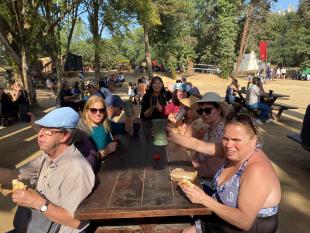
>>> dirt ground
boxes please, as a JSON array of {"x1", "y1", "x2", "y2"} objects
[{"x1": 0, "y1": 73, "x2": 310, "y2": 233}]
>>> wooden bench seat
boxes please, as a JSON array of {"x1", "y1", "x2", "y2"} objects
[
  {"x1": 271, "y1": 102, "x2": 298, "y2": 119},
  {"x1": 287, "y1": 134, "x2": 310, "y2": 152},
  {"x1": 93, "y1": 216, "x2": 192, "y2": 233}
]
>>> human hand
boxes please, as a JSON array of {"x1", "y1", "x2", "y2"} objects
[
  {"x1": 12, "y1": 188, "x2": 45, "y2": 210},
  {"x1": 168, "y1": 113, "x2": 177, "y2": 124},
  {"x1": 179, "y1": 183, "x2": 209, "y2": 205},
  {"x1": 156, "y1": 100, "x2": 163, "y2": 112},
  {"x1": 105, "y1": 142, "x2": 118, "y2": 155}
]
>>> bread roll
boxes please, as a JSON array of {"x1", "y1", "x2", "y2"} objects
[{"x1": 12, "y1": 179, "x2": 26, "y2": 190}]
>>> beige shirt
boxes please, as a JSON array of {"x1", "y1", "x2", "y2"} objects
[{"x1": 18, "y1": 145, "x2": 95, "y2": 233}]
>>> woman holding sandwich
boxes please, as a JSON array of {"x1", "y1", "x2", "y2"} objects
[{"x1": 168, "y1": 114, "x2": 280, "y2": 233}]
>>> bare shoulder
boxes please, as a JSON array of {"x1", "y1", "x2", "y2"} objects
[{"x1": 242, "y1": 150, "x2": 279, "y2": 182}]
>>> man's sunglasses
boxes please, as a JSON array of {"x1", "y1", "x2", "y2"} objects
[
  {"x1": 196, "y1": 108, "x2": 213, "y2": 115},
  {"x1": 235, "y1": 114, "x2": 257, "y2": 135},
  {"x1": 89, "y1": 108, "x2": 106, "y2": 114}
]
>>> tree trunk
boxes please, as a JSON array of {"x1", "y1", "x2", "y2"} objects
[
  {"x1": 235, "y1": 5, "x2": 254, "y2": 74},
  {"x1": 94, "y1": 36, "x2": 101, "y2": 83},
  {"x1": 143, "y1": 25, "x2": 153, "y2": 80}
]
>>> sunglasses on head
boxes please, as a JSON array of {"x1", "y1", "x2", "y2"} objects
[
  {"x1": 89, "y1": 108, "x2": 106, "y2": 114},
  {"x1": 235, "y1": 114, "x2": 257, "y2": 135},
  {"x1": 196, "y1": 108, "x2": 214, "y2": 115}
]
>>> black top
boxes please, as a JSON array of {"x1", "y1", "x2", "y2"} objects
[
  {"x1": 60, "y1": 89, "x2": 73, "y2": 107},
  {"x1": 140, "y1": 91, "x2": 170, "y2": 120},
  {"x1": 16, "y1": 90, "x2": 29, "y2": 105}
]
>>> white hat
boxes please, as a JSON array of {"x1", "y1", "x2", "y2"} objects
[{"x1": 196, "y1": 92, "x2": 230, "y2": 118}]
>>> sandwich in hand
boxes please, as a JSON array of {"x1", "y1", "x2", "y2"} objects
[
  {"x1": 170, "y1": 168, "x2": 197, "y2": 188},
  {"x1": 0, "y1": 179, "x2": 26, "y2": 197}
]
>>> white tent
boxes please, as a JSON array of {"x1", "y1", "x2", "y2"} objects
[{"x1": 235, "y1": 51, "x2": 259, "y2": 72}]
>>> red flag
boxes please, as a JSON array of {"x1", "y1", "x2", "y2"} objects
[{"x1": 259, "y1": 41, "x2": 267, "y2": 61}]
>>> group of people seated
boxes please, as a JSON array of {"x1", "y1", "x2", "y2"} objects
[
  {"x1": 0, "y1": 81, "x2": 34, "y2": 126},
  {"x1": 138, "y1": 76, "x2": 280, "y2": 233},
  {"x1": 225, "y1": 77, "x2": 273, "y2": 125},
  {"x1": 0, "y1": 74, "x2": 281, "y2": 233}
]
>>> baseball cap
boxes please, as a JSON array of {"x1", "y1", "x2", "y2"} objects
[
  {"x1": 105, "y1": 95, "x2": 124, "y2": 109},
  {"x1": 35, "y1": 107, "x2": 79, "y2": 129}
]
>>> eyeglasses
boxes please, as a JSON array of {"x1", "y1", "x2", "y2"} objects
[
  {"x1": 35, "y1": 127, "x2": 64, "y2": 136},
  {"x1": 89, "y1": 108, "x2": 106, "y2": 114},
  {"x1": 235, "y1": 114, "x2": 257, "y2": 135},
  {"x1": 196, "y1": 108, "x2": 214, "y2": 115}
]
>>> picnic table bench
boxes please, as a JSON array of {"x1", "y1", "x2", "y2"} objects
[
  {"x1": 287, "y1": 134, "x2": 310, "y2": 152},
  {"x1": 272, "y1": 102, "x2": 299, "y2": 120},
  {"x1": 286, "y1": 104, "x2": 310, "y2": 152},
  {"x1": 236, "y1": 89, "x2": 295, "y2": 120},
  {"x1": 75, "y1": 121, "x2": 211, "y2": 232}
]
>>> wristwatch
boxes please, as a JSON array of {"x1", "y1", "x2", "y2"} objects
[{"x1": 39, "y1": 200, "x2": 50, "y2": 212}]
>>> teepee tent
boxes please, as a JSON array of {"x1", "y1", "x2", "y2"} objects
[{"x1": 236, "y1": 51, "x2": 259, "y2": 73}]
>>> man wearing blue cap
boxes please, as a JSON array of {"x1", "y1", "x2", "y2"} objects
[
  {"x1": 0, "y1": 107, "x2": 95, "y2": 232},
  {"x1": 105, "y1": 95, "x2": 129, "y2": 136}
]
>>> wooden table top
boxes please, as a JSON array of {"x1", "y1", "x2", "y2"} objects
[
  {"x1": 237, "y1": 90, "x2": 290, "y2": 98},
  {"x1": 75, "y1": 127, "x2": 211, "y2": 220}
]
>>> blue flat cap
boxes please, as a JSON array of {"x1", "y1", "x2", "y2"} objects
[
  {"x1": 35, "y1": 107, "x2": 79, "y2": 129},
  {"x1": 105, "y1": 95, "x2": 124, "y2": 108}
]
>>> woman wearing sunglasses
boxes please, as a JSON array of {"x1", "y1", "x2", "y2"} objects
[
  {"x1": 192, "y1": 92, "x2": 230, "y2": 195},
  {"x1": 78, "y1": 96, "x2": 117, "y2": 162},
  {"x1": 168, "y1": 114, "x2": 280, "y2": 233}
]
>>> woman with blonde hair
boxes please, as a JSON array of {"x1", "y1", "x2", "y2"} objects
[{"x1": 79, "y1": 95, "x2": 117, "y2": 160}]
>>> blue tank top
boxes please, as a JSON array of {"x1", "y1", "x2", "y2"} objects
[{"x1": 212, "y1": 158, "x2": 278, "y2": 217}]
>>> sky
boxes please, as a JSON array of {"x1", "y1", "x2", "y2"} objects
[{"x1": 271, "y1": 0, "x2": 299, "y2": 12}]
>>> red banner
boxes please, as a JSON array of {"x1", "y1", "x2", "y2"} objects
[{"x1": 259, "y1": 41, "x2": 267, "y2": 61}]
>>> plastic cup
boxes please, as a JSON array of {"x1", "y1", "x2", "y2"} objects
[
  {"x1": 175, "y1": 107, "x2": 187, "y2": 122},
  {"x1": 152, "y1": 119, "x2": 168, "y2": 146},
  {"x1": 269, "y1": 90, "x2": 274, "y2": 96},
  {"x1": 123, "y1": 101, "x2": 134, "y2": 117}
]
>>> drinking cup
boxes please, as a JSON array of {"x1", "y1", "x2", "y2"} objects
[
  {"x1": 175, "y1": 107, "x2": 187, "y2": 122},
  {"x1": 269, "y1": 90, "x2": 274, "y2": 96},
  {"x1": 152, "y1": 119, "x2": 168, "y2": 146},
  {"x1": 123, "y1": 100, "x2": 134, "y2": 117}
]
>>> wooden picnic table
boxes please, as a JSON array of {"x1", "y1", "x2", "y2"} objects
[
  {"x1": 236, "y1": 89, "x2": 294, "y2": 119},
  {"x1": 236, "y1": 89, "x2": 290, "y2": 107},
  {"x1": 75, "y1": 122, "x2": 211, "y2": 232}
]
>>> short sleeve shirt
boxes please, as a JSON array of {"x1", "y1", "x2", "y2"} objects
[
  {"x1": 18, "y1": 145, "x2": 95, "y2": 233},
  {"x1": 245, "y1": 84, "x2": 261, "y2": 106},
  {"x1": 198, "y1": 120, "x2": 225, "y2": 168}
]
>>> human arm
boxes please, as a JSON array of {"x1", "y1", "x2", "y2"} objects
[
  {"x1": 167, "y1": 127, "x2": 224, "y2": 157},
  {"x1": 142, "y1": 95, "x2": 156, "y2": 118},
  {"x1": 12, "y1": 189, "x2": 82, "y2": 228},
  {"x1": 99, "y1": 141, "x2": 117, "y2": 159},
  {"x1": 11, "y1": 90, "x2": 22, "y2": 102},
  {"x1": 181, "y1": 162, "x2": 274, "y2": 230}
]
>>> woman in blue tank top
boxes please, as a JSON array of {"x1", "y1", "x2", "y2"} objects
[
  {"x1": 80, "y1": 96, "x2": 118, "y2": 160},
  {"x1": 168, "y1": 114, "x2": 281, "y2": 233}
]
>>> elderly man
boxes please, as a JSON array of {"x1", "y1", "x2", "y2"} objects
[{"x1": 0, "y1": 107, "x2": 95, "y2": 232}]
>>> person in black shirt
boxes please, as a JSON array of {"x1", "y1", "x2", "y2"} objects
[
  {"x1": 140, "y1": 76, "x2": 171, "y2": 120},
  {"x1": 60, "y1": 81, "x2": 75, "y2": 108}
]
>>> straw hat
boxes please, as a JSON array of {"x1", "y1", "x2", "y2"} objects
[
  {"x1": 196, "y1": 92, "x2": 230, "y2": 118},
  {"x1": 179, "y1": 95, "x2": 200, "y2": 108}
]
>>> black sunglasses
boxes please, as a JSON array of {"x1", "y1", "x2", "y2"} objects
[
  {"x1": 196, "y1": 108, "x2": 213, "y2": 115},
  {"x1": 235, "y1": 114, "x2": 257, "y2": 135},
  {"x1": 89, "y1": 108, "x2": 106, "y2": 114}
]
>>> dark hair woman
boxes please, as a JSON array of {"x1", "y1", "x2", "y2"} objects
[{"x1": 140, "y1": 76, "x2": 171, "y2": 120}]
